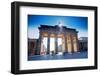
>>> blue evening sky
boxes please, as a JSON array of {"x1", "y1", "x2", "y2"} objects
[{"x1": 28, "y1": 15, "x2": 88, "y2": 39}]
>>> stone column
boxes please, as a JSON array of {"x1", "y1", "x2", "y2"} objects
[
  {"x1": 55, "y1": 34, "x2": 58, "y2": 54},
  {"x1": 76, "y1": 34, "x2": 79, "y2": 52},
  {"x1": 71, "y1": 35, "x2": 74, "y2": 53},
  {"x1": 65, "y1": 35, "x2": 68, "y2": 53},
  {"x1": 47, "y1": 34, "x2": 50, "y2": 54},
  {"x1": 62, "y1": 35, "x2": 65, "y2": 53},
  {"x1": 37, "y1": 33, "x2": 42, "y2": 55}
]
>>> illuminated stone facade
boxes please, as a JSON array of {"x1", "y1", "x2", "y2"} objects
[{"x1": 37, "y1": 25, "x2": 79, "y2": 55}]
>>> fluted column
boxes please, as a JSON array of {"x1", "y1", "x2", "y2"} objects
[
  {"x1": 37, "y1": 33, "x2": 42, "y2": 55},
  {"x1": 76, "y1": 34, "x2": 79, "y2": 52},
  {"x1": 71, "y1": 35, "x2": 74, "y2": 53},
  {"x1": 55, "y1": 35, "x2": 58, "y2": 54},
  {"x1": 47, "y1": 34, "x2": 50, "y2": 54},
  {"x1": 65, "y1": 35, "x2": 68, "y2": 53}
]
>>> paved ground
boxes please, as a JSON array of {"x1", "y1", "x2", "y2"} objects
[{"x1": 28, "y1": 51, "x2": 88, "y2": 61}]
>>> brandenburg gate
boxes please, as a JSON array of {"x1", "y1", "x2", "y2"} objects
[{"x1": 38, "y1": 24, "x2": 79, "y2": 55}]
